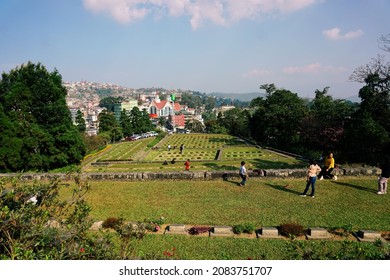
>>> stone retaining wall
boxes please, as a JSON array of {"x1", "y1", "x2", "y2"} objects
[{"x1": 0, "y1": 167, "x2": 381, "y2": 181}]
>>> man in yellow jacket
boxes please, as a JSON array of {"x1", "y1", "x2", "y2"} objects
[{"x1": 319, "y1": 152, "x2": 337, "y2": 180}]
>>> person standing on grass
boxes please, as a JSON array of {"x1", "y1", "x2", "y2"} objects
[
  {"x1": 239, "y1": 161, "x2": 248, "y2": 187},
  {"x1": 378, "y1": 158, "x2": 390, "y2": 195},
  {"x1": 300, "y1": 159, "x2": 321, "y2": 198},
  {"x1": 318, "y1": 152, "x2": 337, "y2": 180},
  {"x1": 184, "y1": 159, "x2": 190, "y2": 171},
  {"x1": 168, "y1": 144, "x2": 171, "y2": 152}
]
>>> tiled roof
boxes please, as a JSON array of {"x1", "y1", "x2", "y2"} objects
[{"x1": 173, "y1": 114, "x2": 185, "y2": 127}]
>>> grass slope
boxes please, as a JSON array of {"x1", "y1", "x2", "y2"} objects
[{"x1": 62, "y1": 177, "x2": 389, "y2": 231}]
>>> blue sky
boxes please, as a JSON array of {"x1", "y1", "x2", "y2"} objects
[{"x1": 1, "y1": 0, "x2": 389, "y2": 99}]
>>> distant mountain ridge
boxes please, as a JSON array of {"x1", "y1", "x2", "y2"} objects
[
  {"x1": 208, "y1": 92, "x2": 265, "y2": 102},
  {"x1": 209, "y1": 91, "x2": 360, "y2": 103}
]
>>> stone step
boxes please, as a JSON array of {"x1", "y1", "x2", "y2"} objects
[
  {"x1": 166, "y1": 224, "x2": 187, "y2": 234},
  {"x1": 257, "y1": 227, "x2": 284, "y2": 239},
  {"x1": 210, "y1": 226, "x2": 233, "y2": 236},
  {"x1": 307, "y1": 227, "x2": 332, "y2": 239},
  {"x1": 357, "y1": 230, "x2": 382, "y2": 240}
]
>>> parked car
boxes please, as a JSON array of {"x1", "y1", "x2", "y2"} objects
[{"x1": 126, "y1": 134, "x2": 141, "y2": 141}]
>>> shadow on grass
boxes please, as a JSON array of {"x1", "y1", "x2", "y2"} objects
[
  {"x1": 332, "y1": 181, "x2": 375, "y2": 193},
  {"x1": 251, "y1": 158, "x2": 307, "y2": 169},
  {"x1": 225, "y1": 179, "x2": 241, "y2": 187},
  {"x1": 265, "y1": 183, "x2": 301, "y2": 195}
]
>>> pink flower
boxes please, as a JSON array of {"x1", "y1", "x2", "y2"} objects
[
  {"x1": 155, "y1": 225, "x2": 161, "y2": 231},
  {"x1": 80, "y1": 248, "x2": 85, "y2": 253}
]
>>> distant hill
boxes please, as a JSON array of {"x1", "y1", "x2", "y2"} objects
[
  {"x1": 343, "y1": 95, "x2": 361, "y2": 103},
  {"x1": 208, "y1": 92, "x2": 265, "y2": 102},
  {"x1": 209, "y1": 91, "x2": 361, "y2": 104}
]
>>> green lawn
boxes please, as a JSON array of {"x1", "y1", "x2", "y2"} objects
[
  {"x1": 82, "y1": 133, "x2": 307, "y2": 172},
  {"x1": 57, "y1": 175, "x2": 390, "y2": 259},
  {"x1": 62, "y1": 176, "x2": 390, "y2": 231},
  {"x1": 70, "y1": 133, "x2": 390, "y2": 259}
]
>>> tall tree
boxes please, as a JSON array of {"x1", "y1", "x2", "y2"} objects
[
  {"x1": 119, "y1": 109, "x2": 133, "y2": 137},
  {"x1": 75, "y1": 110, "x2": 86, "y2": 133},
  {"x1": 98, "y1": 110, "x2": 122, "y2": 142},
  {"x1": 218, "y1": 108, "x2": 251, "y2": 138},
  {"x1": 300, "y1": 87, "x2": 355, "y2": 154},
  {"x1": 378, "y1": 33, "x2": 390, "y2": 52},
  {"x1": 99, "y1": 96, "x2": 123, "y2": 112},
  {"x1": 0, "y1": 62, "x2": 86, "y2": 172},
  {"x1": 343, "y1": 72, "x2": 390, "y2": 163},
  {"x1": 185, "y1": 119, "x2": 205, "y2": 133},
  {"x1": 250, "y1": 84, "x2": 307, "y2": 150}
]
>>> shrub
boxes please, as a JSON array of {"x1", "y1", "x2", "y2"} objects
[
  {"x1": 188, "y1": 226, "x2": 211, "y2": 235},
  {"x1": 144, "y1": 216, "x2": 165, "y2": 232},
  {"x1": 0, "y1": 174, "x2": 146, "y2": 260},
  {"x1": 278, "y1": 223, "x2": 305, "y2": 239},
  {"x1": 233, "y1": 223, "x2": 256, "y2": 234},
  {"x1": 102, "y1": 217, "x2": 121, "y2": 229}
]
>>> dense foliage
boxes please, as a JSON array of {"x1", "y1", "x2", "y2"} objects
[
  {"x1": 0, "y1": 62, "x2": 86, "y2": 172},
  {"x1": 0, "y1": 175, "x2": 150, "y2": 260},
  {"x1": 119, "y1": 106, "x2": 154, "y2": 136}
]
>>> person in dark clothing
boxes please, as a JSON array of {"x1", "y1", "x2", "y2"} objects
[{"x1": 378, "y1": 158, "x2": 390, "y2": 194}]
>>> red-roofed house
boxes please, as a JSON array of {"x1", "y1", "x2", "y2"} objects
[
  {"x1": 172, "y1": 114, "x2": 185, "y2": 128},
  {"x1": 148, "y1": 96, "x2": 185, "y2": 129},
  {"x1": 148, "y1": 98, "x2": 181, "y2": 117}
]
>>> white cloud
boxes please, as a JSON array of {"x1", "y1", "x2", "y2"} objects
[
  {"x1": 283, "y1": 63, "x2": 346, "y2": 74},
  {"x1": 323, "y1": 27, "x2": 363, "y2": 40},
  {"x1": 83, "y1": 0, "x2": 317, "y2": 29}
]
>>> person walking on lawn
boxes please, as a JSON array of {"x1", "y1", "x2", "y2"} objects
[
  {"x1": 300, "y1": 159, "x2": 321, "y2": 198},
  {"x1": 239, "y1": 161, "x2": 248, "y2": 187},
  {"x1": 184, "y1": 159, "x2": 190, "y2": 171}
]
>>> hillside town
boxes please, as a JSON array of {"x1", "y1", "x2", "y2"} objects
[{"x1": 64, "y1": 81, "x2": 212, "y2": 136}]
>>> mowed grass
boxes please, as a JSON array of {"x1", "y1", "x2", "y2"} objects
[
  {"x1": 82, "y1": 133, "x2": 307, "y2": 172},
  {"x1": 62, "y1": 176, "x2": 390, "y2": 231}
]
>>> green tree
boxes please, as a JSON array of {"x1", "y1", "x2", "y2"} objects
[
  {"x1": 75, "y1": 110, "x2": 86, "y2": 133},
  {"x1": 120, "y1": 109, "x2": 133, "y2": 137},
  {"x1": 202, "y1": 110, "x2": 217, "y2": 122},
  {"x1": 99, "y1": 96, "x2": 123, "y2": 112},
  {"x1": 128, "y1": 107, "x2": 152, "y2": 134},
  {"x1": 218, "y1": 108, "x2": 251, "y2": 138},
  {"x1": 204, "y1": 119, "x2": 228, "y2": 134},
  {"x1": 300, "y1": 87, "x2": 356, "y2": 155},
  {"x1": 180, "y1": 92, "x2": 203, "y2": 108},
  {"x1": 249, "y1": 84, "x2": 307, "y2": 150},
  {"x1": 342, "y1": 72, "x2": 390, "y2": 163},
  {"x1": 98, "y1": 110, "x2": 122, "y2": 142},
  {"x1": 158, "y1": 117, "x2": 167, "y2": 128},
  {"x1": 185, "y1": 119, "x2": 205, "y2": 133},
  {"x1": 204, "y1": 96, "x2": 216, "y2": 111},
  {"x1": 0, "y1": 62, "x2": 86, "y2": 172}
]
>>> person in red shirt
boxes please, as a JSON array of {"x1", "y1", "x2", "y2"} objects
[{"x1": 184, "y1": 159, "x2": 190, "y2": 171}]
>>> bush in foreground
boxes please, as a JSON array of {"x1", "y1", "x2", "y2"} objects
[{"x1": 0, "y1": 174, "x2": 145, "y2": 260}]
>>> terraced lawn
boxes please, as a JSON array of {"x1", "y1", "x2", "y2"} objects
[{"x1": 82, "y1": 133, "x2": 307, "y2": 172}]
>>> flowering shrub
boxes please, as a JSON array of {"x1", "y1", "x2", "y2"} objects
[
  {"x1": 144, "y1": 216, "x2": 165, "y2": 232},
  {"x1": 278, "y1": 223, "x2": 305, "y2": 239},
  {"x1": 162, "y1": 247, "x2": 178, "y2": 259},
  {"x1": 0, "y1": 173, "x2": 146, "y2": 260},
  {"x1": 188, "y1": 226, "x2": 211, "y2": 235}
]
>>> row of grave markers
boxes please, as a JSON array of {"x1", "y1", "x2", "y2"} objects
[{"x1": 164, "y1": 224, "x2": 386, "y2": 242}]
